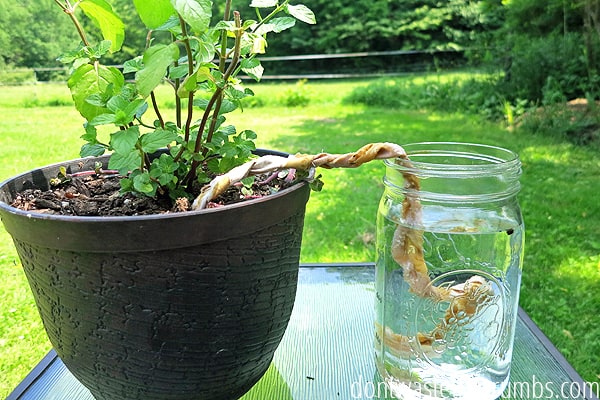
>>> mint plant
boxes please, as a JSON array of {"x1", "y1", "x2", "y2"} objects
[{"x1": 54, "y1": 0, "x2": 315, "y2": 199}]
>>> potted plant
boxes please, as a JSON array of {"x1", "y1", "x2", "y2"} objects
[
  {"x1": 1, "y1": 1, "x2": 315, "y2": 399},
  {"x1": 0, "y1": 1, "x2": 407, "y2": 399}
]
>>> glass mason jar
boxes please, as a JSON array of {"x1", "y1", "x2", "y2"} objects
[{"x1": 375, "y1": 142, "x2": 524, "y2": 400}]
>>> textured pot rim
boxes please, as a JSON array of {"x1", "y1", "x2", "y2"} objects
[{"x1": 0, "y1": 150, "x2": 311, "y2": 252}]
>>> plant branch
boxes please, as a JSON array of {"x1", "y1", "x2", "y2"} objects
[
  {"x1": 142, "y1": 30, "x2": 165, "y2": 130},
  {"x1": 252, "y1": 0, "x2": 290, "y2": 34},
  {"x1": 205, "y1": 97, "x2": 224, "y2": 150},
  {"x1": 136, "y1": 119, "x2": 156, "y2": 130},
  {"x1": 54, "y1": 0, "x2": 91, "y2": 47},
  {"x1": 204, "y1": 11, "x2": 242, "y2": 151},
  {"x1": 175, "y1": 77, "x2": 182, "y2": 127},
  {"x1": 197, "y1": 11, "x2": 242, "y2": 154},
  {"x1": 178, "y1": 17, "x2": 196, "y2": 141},
  {"x1": 183, "y1": 11, "x2": 243, "y2": 186},
  {"x1": 201, "y1": 0, "x2": 232, "y2": 151},
  {"x1": 150, "y1": 92, "x2": 165, "y2": 129},
  {"x1": 220, "y1": 0, "x2": 232, "y2": 73}
]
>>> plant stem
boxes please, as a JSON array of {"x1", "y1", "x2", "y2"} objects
[
  {"x1": 183, "y1": 10, "x2": 242, "y2": 186},
  {"x1": 150, "y1": 92, "x2": 165, "y2": 129},
  {"x1": 172, "y1": 32, "x2": 182, "y2": 128},
  {"x1": 175, "y1": 76, "x2": 182, "y2": 127},
  {"x1": 201, "y1": 0, "x2": 232, "y2": 149},
  {"x1": 139, "y1": 29, "x2": 165, "y2": 130},
  {"x1": 197, "y1": 11, "x2": 242, "y2": 154},
  {"x1": 221, "y1": 0, "x2": 232, "y2": 73},
  {"x1": 137, "y1": 146, "x2": 146, "y2": 171},
  {"x1": 54, "y1": 0, "x2": 91, "y2": 47},
  {"x1": 252, "y1": 0, "x2": 290, "y2": 34},
  {"x1": 178, "y1": 16, "x2": 197, "y2": 150}
]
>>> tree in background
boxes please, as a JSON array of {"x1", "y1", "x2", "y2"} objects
[
  {"x1": 2, "y1": 0, "x2": 598, "y2": 98},
  {"x1": 0, "y1": 0, "x2": 510, "y2": 73},
  {"x1": 494, "y1": 0, "x2": 600, "y2": 102},
  {"x1": 221, "y1": 0, "x2": 502, "y2": 74},
  {"x1": 253, "y1": 0, "x2": 501, "y2": 54},
  {"x1": 0, "y1": 0, "x2": 77, "y2": 69},
  {"x1": 581, "y1": 0, "x2": 600, "y2": 81}
]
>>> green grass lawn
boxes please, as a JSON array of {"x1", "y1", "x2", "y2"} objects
[{"x1": 0, "y1": 77, "x2": 598, "y2": 397}]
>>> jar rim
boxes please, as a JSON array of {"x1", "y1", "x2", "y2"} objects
[{"x1": 384, "y1": 142, "x2": 521, "y2": 177}]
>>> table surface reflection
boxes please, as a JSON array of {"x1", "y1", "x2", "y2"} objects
[{"x1": 8, "y1": 263, "x2": 596, "y2": 400}]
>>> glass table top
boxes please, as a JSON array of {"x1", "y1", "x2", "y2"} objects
[{"x1": 9, "y1": 264, "x2": 593, "y2": 400}]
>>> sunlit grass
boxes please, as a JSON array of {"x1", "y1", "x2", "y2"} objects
[{"x1": 0, "y1": 77, "x2": 598, "y2": 397}]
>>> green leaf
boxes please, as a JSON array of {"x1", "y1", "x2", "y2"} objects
[
  {"x1": 108, "y1": 98, "x2": 146, "y2": 126},
  {"x1": 213, "y1": 20, "x2": 234, "y2": 31},
  {"x1": 254, "y1": 17, "x2": 296, "y2": 35},
  {"x1": 133, "y1": 171, "x2": 157, "y2": 195},
  {"x1": 218, "y1": 125, "x2": 237, "y2": 135},
  {"x1": 108, "y1": 151, "x2": 142, "y2": 174},
  {"x1": 194, "y1": 97, "x2": 238, "y2": 114},
  {"x1": 150, "y1": 169, "x2": 176, "y2": 186},
  {"x1": 125, "y1": 99, "x2": 147, "y2": 120},
  {"x1": 85, "y1": 93, "x2": 107, "y2": 108},
  {"x1": 171, "y1": 0, "x2": 212, "y2": 34},
  {"x1": 215, "y1": 153, "x2": 238, "y2": 173},
  {"x1": 140, "y1": 129, "x2": 177, "y2": 153},
  {"x1": 219, "y1": 99, "x2": 238, "y2": 114},
  {"x1": 107, "y1": 95, "x2": 129, "y2": 113},
  {"x1": 150, "y1": 154, "x2": 179, "y2": 185},
  {"x1": 169, "y1": 64, "x2": 189, "y2": 80},
  {"x1": 119, "y1": 177, "x2": 134, "y2": 193},
  {"x1": 224, "y1": 86, "x2": 254, "y2": 101},
  {"x1": 136, "y1": 43, "x2": 180, "y2": 97},
  {"x1": 270, "y1": 17, "x2": 297, "y2": 32},
  {"x1": 123, "y1": 57, "x2": 144, "y2": 74},
  {"x1": 83, "y1": 40, "x2": 112, "y2": 59},
  {"x1": 177, "y1": 73, "x2": 198, "y2": 98},
  {"x1": 154, "y1": 153, "x2": 180, "y2": 173},
  {"x1": 241, "y1": 176, "x2": 255, "y2": 187},
  {"x1": 196, "y1": 65, "x2": 215, "y2": 82},
  {"x1": 196, "y1": 40, "x2": 216, "y2": 63},
  {"x1": 250, "y1": 0, "x2": 277, "y2": 7},
  {"x1": 241, "y1": 58, "x2": 264, "y2": 81},
  {"x1": 156, "y1": 15, "x2": 182, "y2": 33},
  {"x1": 309, "y1": 174, "x2": 324, "y2": 191},
  {"x1": 78, "y1": 0, "x2": 125, "y2": 52},
  {"x1": 57, "y1": 49, "x2": 82, "y2": 65},
  {"x1": 135, "y1": 102, "x2": 149, "y2": 120},
  {"x1": 89, "y1": 113, "x2": 116, "y2": 126},
  {"x1": 240, "y1": 129, "x2": 258, "y2": 140},
  {"x1": 133, "y1": 0, "x2": 175, "y2": 28},
  {"x1": 80, "y1": 143, "x2": 106, "y2": 157},
  {"x1": 285, "y1": 4, "x2": 316, "y2": 24},
  {"x1": 80, "y1": 123, "x2": 99, "y2": 143},
  {"x1": 73, "y1": 57, "x2": 92, "y2": 70},
  {"x1": 110, "y1": 126, "x2": 140, "y2": 154},
  {"x1": 68, "y1": 64, "x2": 124, "y2": 120}
]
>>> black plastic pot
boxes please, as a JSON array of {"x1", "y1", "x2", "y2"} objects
[{"x1": 0, "y1": 151, "x2": 310, "y2": 400}]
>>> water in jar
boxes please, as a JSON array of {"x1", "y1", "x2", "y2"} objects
[{"x1": 375, "y1": 204, "x2": 524, "y2": 400}]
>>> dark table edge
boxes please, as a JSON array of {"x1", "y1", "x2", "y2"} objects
[
  {"x1": 8, "y1": 262, "x2": 596, "y2": 400},
  {"x1": 7, "y1": 349, "x2": 58, "y2": 400}
]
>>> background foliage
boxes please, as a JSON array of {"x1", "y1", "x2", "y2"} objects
[
  {"x1": 2, "y1": 0, "x2": 599, "y2": 105},
  {"x1": 2, "y1": 0, "x2": 599, "y2": 104}
]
